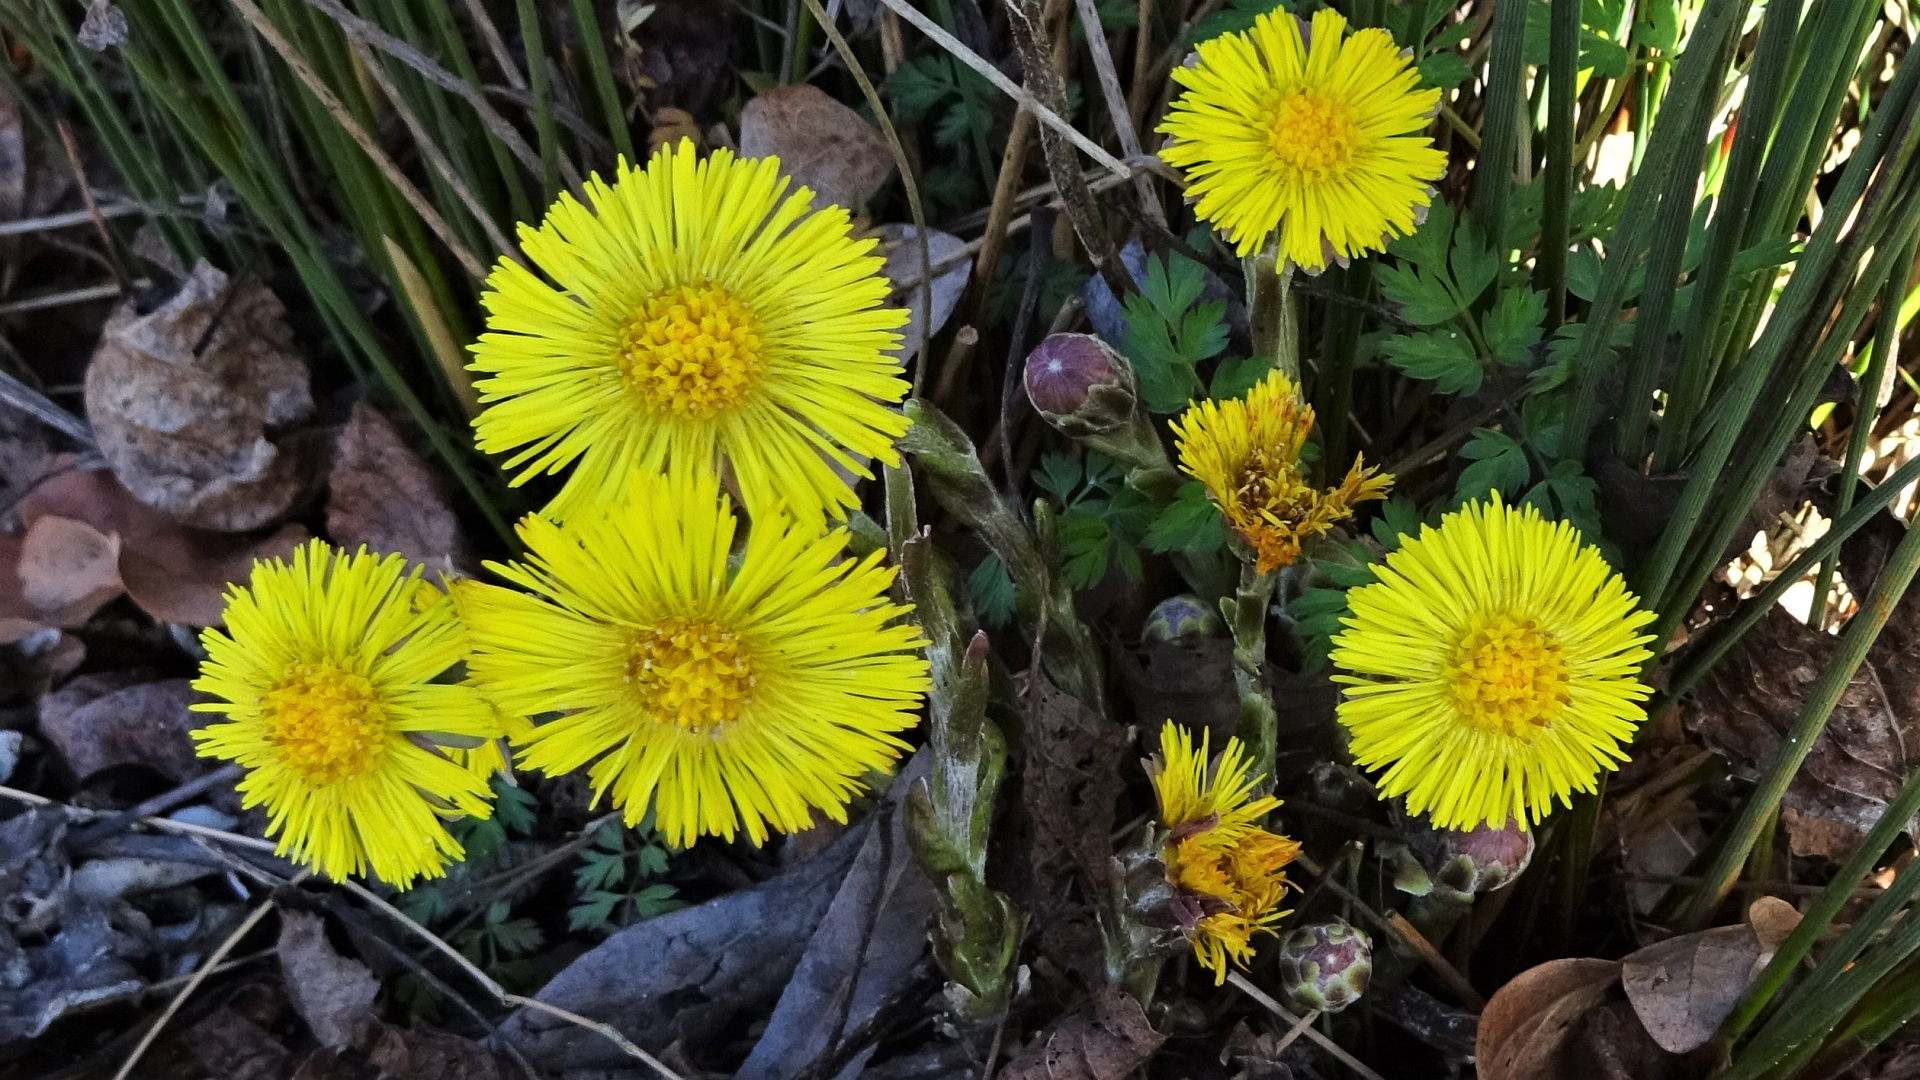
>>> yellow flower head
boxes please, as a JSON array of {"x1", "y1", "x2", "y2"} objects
[
  {"x1": 1330, "y1": 497, "x2": 1657, "y2": 831},
  {"x1": 1147, "y1": 721, "x2": 1302, "y2": 982},
  {"x1": 455, "y1": 468, "x2": 931, "y2": 849},
  {"x1": 1171, "y1": 369, "x2": 1392, "y2": 574},
  {"x1": 469, "y1": 140, "x2": 911, "y2": 525},
  {"x1": 1158, "y1": 8, "x2": 1446, "y2": 270},
  {"x1": 190, "y1": 541, "x2": 502, "y2": 887}
]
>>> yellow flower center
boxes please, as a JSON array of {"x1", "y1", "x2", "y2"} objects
[
  {"x1": 1265, "y1": 90, "x2": 1358, "y2": 182},
  {"x1": 261, "y1": 663, "x2": 389, "y2": 785},
  {"x1": 627, "y1": 618, "x2": 756, "y2": 732},
  {"x1": 1444, "y1": 613, "x2": 1571, "y2": 738},
  {"x1": 617, "y1": 282, "x2": 765, "y2": 418}
]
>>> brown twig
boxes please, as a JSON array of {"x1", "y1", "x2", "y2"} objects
[
  {"x1": 53, "y1": 118, "x2": 133, "y2": 294},
  {"x1": 112, "y1": 896, "x2": 282, "y2": 1080},
  {"x1": 1225, "y1": 972, "x2": 1388, "y2": 1080}
]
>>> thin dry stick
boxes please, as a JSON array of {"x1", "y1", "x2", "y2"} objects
[
  {"x1": 112, "y1": 897, "x2": 279, "y2": 1080},
  {"x1": 458, "y1": 0, "x2": 529, "y2": 91},
  {"x1": 1271, "y1": 1007, "x2": 1322, "y2": 1055},
  {"x1": 227, "y1": 0, "x2": 490, "y2": 280},
  {"x1": 0, "y1": 201, "x2": 142, "y2": 237},
  {"x1": 54, "y1": 119, "x2": 132, "y2": 292},
  {"x1": 353, "y1": 41, "x2": 523, "y2": 261},
  {"x1": 1225, "y1": 972, "x2": 1388, "y2": 1080},
  {"x1": 867, "y1": 0, "x2": 1135, "y2": 180},
  {"x1": 1069, "y1": 0, "x2": 1166, "y2": 227},
  {"x1": 337, "y1": 879, "x2": 689, "y2": 1080},
  {"x1": 1127, "y1": 0, "x2": 1155, "y2": 130},
  {"x1": 801, "y1": 0, "x2": 934, "y2": 391},
  {"x1": 0, "y1": 367, "x2": 94, "y2": 444}
]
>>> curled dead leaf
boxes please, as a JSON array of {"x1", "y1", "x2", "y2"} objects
[
  {"x1": 999, "y1": 987, "x2": 1165, "y2": 1080},
  {"x1": 1619, "y1": 898, "x2": 1802, "y2": 1054},
  {"x1": 0, "y1": 515, "x2": 123, "y2": 643},
  {"x1": 326, "y1": 402, "x2": 472, "y2": 575},
  {"x1": 36, "y1": 674, "x2": 207, "y2": 783},
  {"x1": 1476, "y1": 957, "x2": 1620, "y2": 1080},
  {"x1": 878, "y1": 224, "x2": 970, "y2": 365},
  {"x1": 278, "y1": 911, "x2": 378, "y2": 1050},
  {"x1": 19, "y1": 467, "x2": 305, "y2": 626},
  {"x1": 85, "y1": 259, "x2": 317, "y2": 532},
  {"x1": 738, "y1": 84, "x2": 894, "y2": 212}
]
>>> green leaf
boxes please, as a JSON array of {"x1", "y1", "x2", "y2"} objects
[
  {"x1": 1145, "y1": 482, "x2": 1225, "y2": 553},
  {"x1": 1418, "y1": 51, "x2": 1473, "y2": 91},
  {"x1": 575, "y1": 848, "x2": 627, "y2": 893},
  {"x1": 1376, "y1": 264, "x2": 1463, "y2": 326},
  {"x1": 568, "y1": 891, "x2": 622, "y2": 933},
  {"x1": 1731, "y1": 235, "x2": 1800, "y2": 276},
  {"x1": 485, "y1": 905, "x2": 544, "y2": 958},
  {"x1": 1390, "y1": 200, "x2": 1455, "y2": 273},
  {"x1": 627, "y1": 883, "x2": 684, "y2": 920},
  {"x1": 1209, "y1": 356, "x2": 1269, "y2": 400},
  {"x1": 1482, "y1": 288, "x2": 1548, "y2": 367},
  {"x1": 493, "y1": 780, "x2": 538, "y2": 836},
  {"x1": 1034, "y1": 451, "x2": 1083, "y2": 504},
  {"x1": 1523, "y1": 459, "x2": 1600, "y2": 521},
  {"x1": 1456, "y1": 429, "x2": 1531, "y2": 501},
  {"x1": 966, "y1": 554, "x2": 1017, "y2": 629},
  {"x1": 1565, "y1": 245, "x2": 1602, "y2": 301},
  {"x1": 1122, "y1": 249, "x2": 1229, "y2": 413},
  {"x1": 1058, "y1": 508, "x2": 1113, "y2": 590},
  {"x1": 1449, "y1": 220, "x2": 1499, "y2": 305},
  {"x1": 1371, "y1": 495, "x2": 1424, "y2": 550},
  {"x1": 1381, "y1": 328, "x2": 1484, "y2": 394}
]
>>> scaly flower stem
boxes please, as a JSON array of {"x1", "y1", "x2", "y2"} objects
[
  {"x1": 1247, "y1": 251, "x2": 1300, "y2": 384},
  {"x1": 1226, "y1": 560, "x2": 1281, "y2": 790}
]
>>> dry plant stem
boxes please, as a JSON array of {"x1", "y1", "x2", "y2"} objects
[
  {"x1": 1272, "y1": 1008, "x2": 1321, "y2": 1055},
  {"x1": 1127, "y1": 0, "x2": 1154, "y2": 132},
  {"x1": 0, "y1": 367, "x2": 93, "y2": 445},
  {"x1": 228, "y1": 0, "x2": 489, "y2": 280},
  {"x1": 354, "y1": 43, "x2": 522, "y2": 261},
  {"x1": 113, "y1": 894, "x2": 282, "y2": 1080},
  {"x1": 1225, "y1": 972, "x2": 1388, "y2": 1080},
  {"x1": 1005, "y1": 0, "x2": 1132, "y2": 299},
  {"x1": 457, "y1": 0, "x2": 529, "y2": 90},
  {"x1": 1676, "y1": 513, "x2": 1920, "y2": 931},
  {"x1": 1227, "y1": 562, "x2": 1280, "y2": 792},
  {"x1": 869, "y1": 0, "x2": 1134, "y2": 179},
  {"x1": 802, "y1": 0, "x2": 933, "y2": 386},
  {"x1": 54, "y1": 119, "x2": 131, "y2": 293},
  {"x1": 1070, "y1": 0, "x2": 1167, "y2": 229},
  {"x1": 941, "y1": 108, "x2": 1036, "y2": 405},
  {"x1": 384, "y1": 237, "x2": 482, "y2": 419}
]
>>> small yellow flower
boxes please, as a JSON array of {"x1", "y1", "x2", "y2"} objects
[
  {"x1": 469, "y1": 139, "x2": 911, "y2": 525},
  {"x1": 190, "y1": 541, "x2": 501, "y2": 887},
  {"x1": 1330, "y1": 497, "x2": 1657, "y2": 831},
  {"x1": 455, "y1": 468, "x2": 931, "y2": 849},
  {"x1": 1158, "y1": 8, "x2": 1446, "y2": 270},
  {"x1": 1171, "y1": 369, "x2": 1391, "y2": 574},
  {"x1": 1147, "y1": 721, "x2": 1302, "y2": 982}
]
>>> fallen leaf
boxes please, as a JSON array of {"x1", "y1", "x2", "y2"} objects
[
  {"x1": 16, "y1": 515, "x2": 123, "y2": 625},
  {"x1": 738, "y1": 84, "x2": 894, "y2": 212},
  {"x1": 737, "y1": 756, "x2": 937, "y2": 1080},
  {"x1": 999, "y1": 987, "x2": 1165, "y2": 1080},
  {"x1": 36, "y1": 674, "x2": 208, "y2": 784},
  {"x1": 326, "y1": 402, "x2": 472, "y2": 575},
  {"x1": 19, "y1": 467, "x2": 306, "y2": 626},
  {"x1": 84, "y1": 259, "x2": 318, "y2": 532},
  {"x1": 279, "y1": 910, "x2": 379, "y2": 1050},
  {"x1": 1747, "y1": 896, "x2": 1802, "y2": 955},
  {"x1": 878, "y1": 224, "x2": 971, "y2": 364},
  {"x1": 356, "y1": 1017, "x2": 505, "y2": 1079},
  {"x1": 1619, "y1": 900, "x2": 1799, "y2": 1055},
  {"x1": 1018, "y1": 671, "x2": 1126, "y2": 984},
  {"x1": 183, "y1": 1006, "x2": 291, "y2": 1080},
  {"x1": 648, "y1": 106, "x2": 703, "y2": 155},
  {"x1": 1689, "y1": 607, "x2": 1920, "y2": 860},
  {"x1": 1476, "y1": 957, "x2": 1621, "y2": 1080},
  {"x1": 492, "y1": 822, "x2": 871, "y2": 1070}
]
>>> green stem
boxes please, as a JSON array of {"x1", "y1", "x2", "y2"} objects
[
  {"x1": 516, "y1": 0, "x2": 561, "y2": 197},
  {"x1": 565, "y1": 0, "x2": 633, "y2": 163},
  {"x1": 1247, "y1": 252, "x2": 1298, "y2": 385},
  {"x1": 1225, "y1": 561, "x2": 1279, "y2": 788}
]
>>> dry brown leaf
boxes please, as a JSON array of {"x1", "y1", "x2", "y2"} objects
[
  {"x1": 648, "y1": 106, "x2": 703, "y2": 155},
  {"x1": 878, "y1": 224, "x2": 971, "y2": 364},
  {"x1": 85, "y1": 259, "x2": 317, "y2": 532},
  {"x1": 278, "y1": 910, "x2": 379, "y2": 1050},
  {"x1": 1019, "y1": 671, "x2": 1126, "y2": 984},
  {"x1": 1688, "y1": 607, "x2": 1920, "y2": 860},
  {"x1": 1619, "y1": 899, "x2": 1800, "y2": 1054},
  {"x1": 738, "y1": 84, "x2": 894, "y2": 212},
  {"x1": 20, "y1": 467, "x2": 305, "y2": 626},
  {"x1": 0, "y1": 516, "x2": 126, "y2": 645},
  {"x1": 999, "y1": 987, "x2": 1165, "y2": 1080},
  {"x1": 326, "y1": 402, "x2": 472, "y2": 575},
  {"x1": 1476, "y1": 957, "x2": 1621, "y2": 1080},
  {"x1": 36, "y1": 674, "x2": 207, "y2": 783}
]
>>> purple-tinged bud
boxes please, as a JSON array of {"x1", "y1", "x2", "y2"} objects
[
  {"x1": 1432, "y1": 819, "x2": 1536, "y2": 898},
  {"x1": 1024, "y1": 333, "x2": 1139, "y2": 437},
  {"x1": 1141, "y1": 594, "x2": 1224, "y2": 645},
  {"x1": 1277, "y1": 918, "x2": 1372, "y2": 1013}
]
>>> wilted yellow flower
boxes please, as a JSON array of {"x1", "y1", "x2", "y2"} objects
[
  {"x1": 455, "y1": 468, "x2": 930, "y2": 849},
  {"x1": 1330, "y1": 497, "x2": 1657, "y2": 830},
  {"x1": 469, "y1": 140, "x2": 910, "y2": 525},
  {"x1": 1171, "y1": 369, "x2": 1391, "y2": 574},
  {"x1": 1147, "y1": 721, "x2": 1302, "y2": 981},
  {"x1": 1158, "y1": 8, "x2": 1446, "y2": 270},
  {"x1": 190, "y1": 542, "x2": 501, "y2": 887}
]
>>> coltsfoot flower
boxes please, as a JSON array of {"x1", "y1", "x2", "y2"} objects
[
  {"x1": 1330, "y1": 497, "x2": 1657, "y2": 830},
  {"x1": 1171, "y1": 368, "x2": 1391, "y2": 574},
  {"x1": 1158, "y1": 7, "x2": 1446, "y2": 270},
  {"x1": 455, "y1": 468, "x2": 930, "y2": 849},
  {"x1": 469, "y1": 139, "x2": 910, "y2": 525},
  {"x1": 1146, "y1": 721, "x2": 1302, "y2": 982},
  {"x1": 190, "y1": 541, "x2": 501, "y2": 887}
]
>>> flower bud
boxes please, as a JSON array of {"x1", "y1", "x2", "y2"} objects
[
  {"x1": 1141, "y1": 594, "x2": 1224, "y2": 645},
  {"x1": 1431, "y1": 819, "x2": 1535, "y2": 899},
  {"x1": 1024, "y1": 333, "x2": 1138, "y2": 437},
  {"x1": 1277, "y1": 918, "x2": 1372, "y2": 1013}
]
